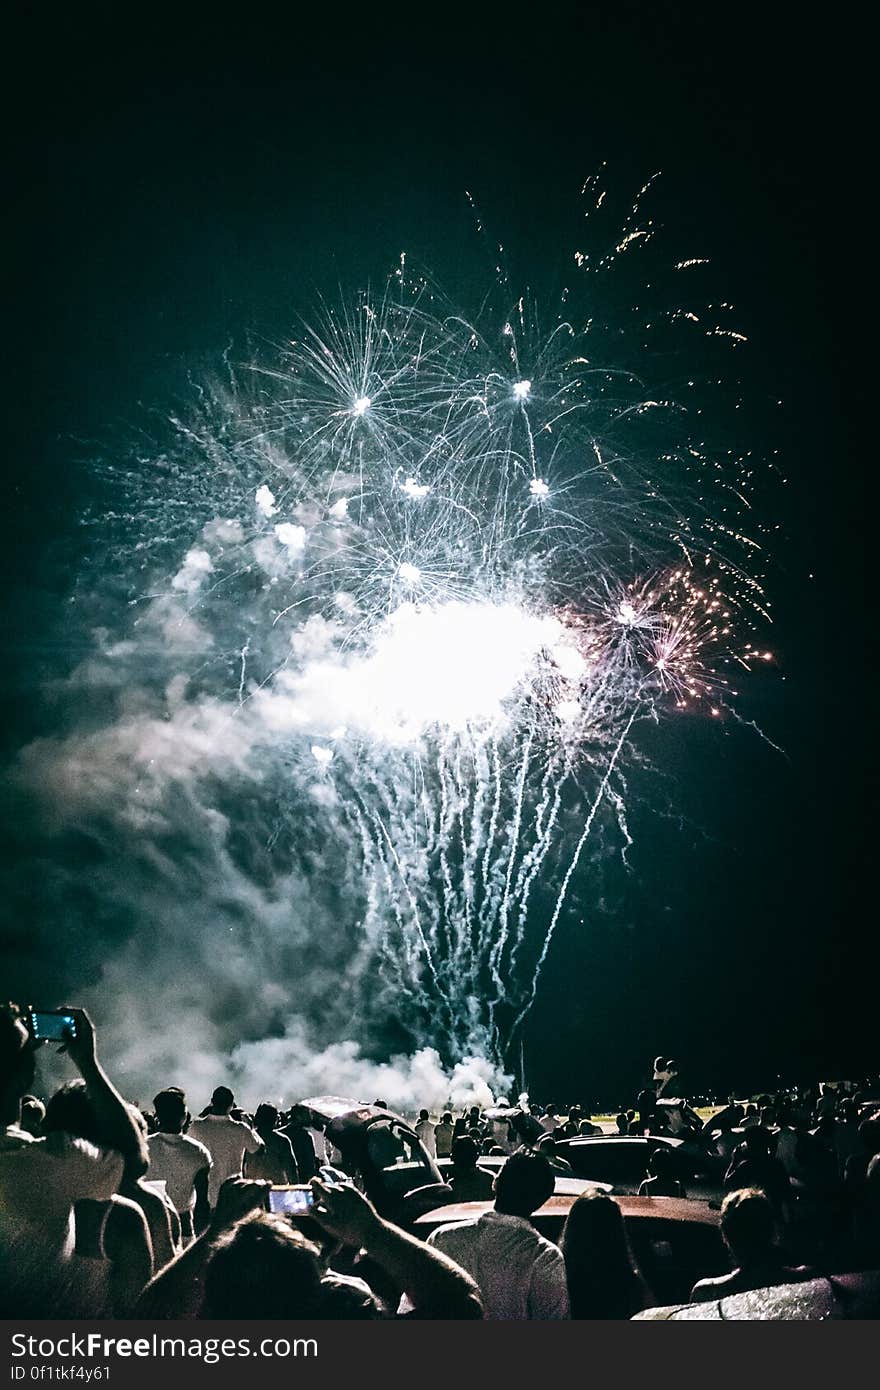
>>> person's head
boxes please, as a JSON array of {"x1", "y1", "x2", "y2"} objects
[
  {"x1": 419, "y1": 1108, "x2": 429, "y2": 1122},
  {"x1": 451, "y1": 1136, "x2": 479, "y2": 1171},
  {"x1": 578, "y1": 1118, "x2": 596, "y2": 1135},
  {"x1": 480, "y1": 1134, "x2": 496, "y2": 1154},
  {"x1": 493, "y1": 1151, "x2": 555, "y2": 1218},
  {"x1": 560, "y1": 1191, "x2": 640, "y2": 1312},
  {"x1": 743, "y1": 1125, "x2": 774, "y2": 1156},
  {"x1": 373, "y1": 1099, "x2": 388, "y2": 1110},
  {"x1": 440, "y1": 1111, "x2": 452, "y2": 1125},
  {"x1": 19, "y1": 1094, "x2": 45, "y2": 1137},
  {"x1": 0, "y1": 1003, "x2": 36, "y2": 1126},
  {"x1": 616, "y1": 1112, "x2": 629, "y2": 1134},
  {"x1": 254, "y1": 1103, "x2": 279, "y2": 1134},
  {"x1": 647, "y1": 1146, "x2": 674, "y2": 1179},
  {"x1": 44, "y1": 1079, "x2": 100, "y2": 1145},
  {"x1": 210, "y1": 1086, "x2": 234, "y2": 1115},
  {"x1": 288, "y1": 1104, "x2": 311, "y2": 1128},
  {"x1": 858, "y1": 1119, "x2": 880, "y2": 1155},
  {"x1": 537, "y1": 1134, "x2": 558, "y2": 1156},
  {"x1": 720, "y1": 1188, "x2": 777, "y2": 1265},
  {"x1": 153, "y1": 1087, "x2": 188, "y2": 1134},
  {"x1": 202, "y1": 1212, "x2": 324, "y2": 1318}
]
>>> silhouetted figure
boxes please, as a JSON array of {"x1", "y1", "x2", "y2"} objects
[
  {"x1": 561, "y1": 1190, "x2": 650, "y2": 1319},
  {"x1": 690, "y1": 1187, "x2": 812, "y2": 1302}
]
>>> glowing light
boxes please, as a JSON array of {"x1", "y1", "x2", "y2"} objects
[
  {"x1": 402, "y1": 477, "x2": 430, "y2": 499},
  {"x1": 352, "y1": 395, "x2": 371, "y2": 416},
  {"x1": 554, "y1": 698, "x2": 581, "y2": 724},
  {"x1": 311, "y1": 744, "x2": 334, "y2": 764},
  {"x1": 397, "y1": 562, "x2": 421, "y2": 587},
  {"x1": 617, "y1": 601, "x2": 638, "y2": 626},
  {"x1": 329, "y1": 497, "x2": 349, "y2": 520},
  {"x1": 274, "y1": 523, "x2": 307, "y2": 555},
  {"x1": 255, "y1": 485, "x2": 277, "y2": 518},
  {"x1": 513, "y1": 379, "x2": 532, "y2": 400},
  {"x1": 529, "y1": 478, "x2": 550, "y2": 499}
]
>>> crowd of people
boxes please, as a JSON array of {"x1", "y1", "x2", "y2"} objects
[{"x1": 2, "y1": 1005, "x2": 879, "y2": 1319}]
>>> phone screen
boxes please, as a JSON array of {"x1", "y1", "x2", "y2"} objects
[
  {"x1": 28, "y1": 1011, "x2": 77, "y2": 1043},
  {"x1": 268, "y1": 1186, "x2": 315, "y2": 1215}
]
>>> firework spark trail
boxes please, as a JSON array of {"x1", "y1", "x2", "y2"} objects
[
  {"x1": 80, "y1": 172, "x2": 777, "y2": 1072},
  {"x1": 509, "y1": 704, "x2": 643, "y2": 1044}
]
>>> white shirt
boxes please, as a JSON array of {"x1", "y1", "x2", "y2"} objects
[
  {"x1": 426, "y1": 1211, "x2": 569, "y2": 1319},
  {"x1": 415, "y1": 1119, "x2": 437, "y2": 1157},
  {"x1": 0, "y1": 1127, "x2": 124, "y2": 1312},
  {"x1": 188, "y1": 1114, "x2": 262, "y2": 1206},
  {"x1": 147, "y1": 1131, "x2": 212, "y2": 1213}
]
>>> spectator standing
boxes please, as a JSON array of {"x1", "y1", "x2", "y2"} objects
[
  {"x1": 421, "y1": 1152, "x2": 568, "y2": 1318},
  {"x1": 415, "y1": 1109, "x2": 437, "y2": 1158},
  {"x1": 435, "y1": 1111, "x2": 455, "y2": 1158},
  {"x1": 1, "y1": 1005, "x2": 146, "y2": 1316},
  {"x1": 147, "y1": 1088, "x2": 212, "y2": 1239},
  {"x1": 244, "y1": 1104, "x2": 298, "y2": 1184},
  {"x1": 189, "y1": 1087, "x2": 262, "y2": 1208},
  {"x1": 281, "y1": 1105, "x2": 318, "y2": 1182}
]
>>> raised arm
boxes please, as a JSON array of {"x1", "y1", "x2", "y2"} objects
[
  {"x1": 65, "y1": 1009, "x2": 148, "y2": 1179},
  {"x1": 309, "y1": 1177, "x2": 482, "y2": 1319}
]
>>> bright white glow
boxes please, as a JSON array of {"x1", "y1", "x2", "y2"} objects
[
  {"x1": 268, "y1": 601, "x2": 582, "y2": 746},
  {"x1": 617, "y1": 601, "x2": 638, "y2": 626},
  {"x1": 397, "y1": 562, "x2": 421, "y2": 587},
  {"x1": 329, "y1": 497, "x2": 349, "y2": 520},
  {"x1": 352, "y1": 395, "x2": 371, "y2": 417},
  {"x1": 402, "y1": 477, "x2": 430, "y2": 499},
  {"x1": 530, "y1": 478, "x2": 550, "y2": 499},
  {"x1": 274, "y1": 523, "x2": 307, "y2": 555},
  {"x1": 513, "y1": 379, "x2": 532, "y2": 400},
  {"x1": 255, "y1": 485, "x2": 277, "y2": 518},
  {"x1": 554, "y1": 698, "x2": 581, "y2": 724},
  {"x1": 351, "y1": 601, "x2": 576, "y2": 743},
  {"x1": 550, "y1": 641, "x2": 587, "y2": 681},
  {"x1": 311, "y1": 744, "x2": 334, "y2": 764}
]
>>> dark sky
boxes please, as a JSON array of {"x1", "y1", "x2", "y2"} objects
[{"x1": 2, "y1": 7, "x2": 871, "y2": 1102}]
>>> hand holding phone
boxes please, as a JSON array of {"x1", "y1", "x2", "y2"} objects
[
  {"x1": 268, "y1": 1185, "x2": 316, "y2": 1216},
  {"x1": 27, "y1": 1009, "x2": 78, "y2": 1044}
]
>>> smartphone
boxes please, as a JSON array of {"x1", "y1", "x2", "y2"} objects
[
  {"x1": 268, "y1": 1185, "x2": 315, "y2": 1215},
  {"x1": 28, "y1": 1009, "x2": 77, "y2": 1043}
]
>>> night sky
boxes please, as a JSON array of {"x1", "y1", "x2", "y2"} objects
[{"x1": 2, "y1": 8, "x2": 871, "y2": 1104}]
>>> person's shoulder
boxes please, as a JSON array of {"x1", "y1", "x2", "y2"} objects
[
  {"x1": 428, "y1": 1216, "x2": 480, "y2": 1244},
  {"x1": 690, "y1": 1274, "x2": 732, "y2": 1301},
  {"x1": 43, "y1": 1133, "x2": 124, "y2": 1192}
]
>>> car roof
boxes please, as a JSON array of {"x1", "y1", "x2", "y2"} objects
[
  {"x1": 634, "y1": 1273, "x2": 880, "y2": 1320},
  {"x1": 415, "y1": 1194, "x2": 720, "y2": 1227},
  {"x1": 558, "y1": 1134, "x2": 684, "y2": 1149},
  {"x1": 297, "y1": 1096, "x2": 410, "y2": 1127}
]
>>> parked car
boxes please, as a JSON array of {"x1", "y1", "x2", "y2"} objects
[
  {"x1": 414, "y1": 1193, "x2": 727, "y2": 1306},
  {"x1": 554, "y1": 1134, "x2": 722, "y2": 1197},
  {"x1": 634, "y1": 1271, "x2": 880, "y2": 1319},
  {"x1": 299, "y1": 1096, "x2": 445, "y2": 1222}
]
